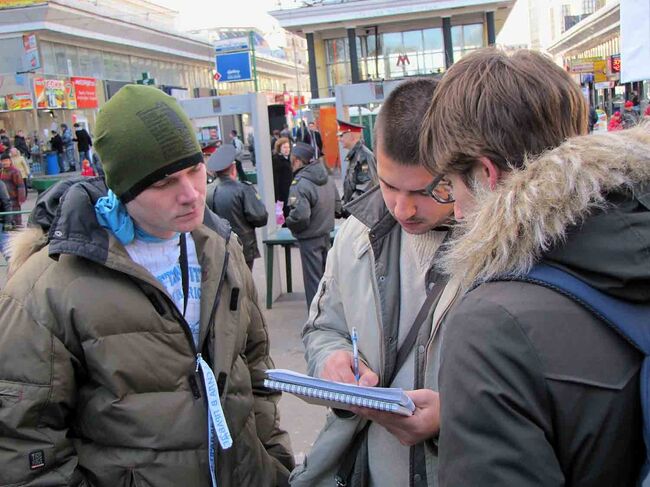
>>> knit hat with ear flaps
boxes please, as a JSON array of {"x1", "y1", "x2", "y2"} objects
[{"x1": 94, "y1": 84, "x2": 202, "y2": 203}]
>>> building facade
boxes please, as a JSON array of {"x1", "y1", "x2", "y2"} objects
[
  {"x1": 0, "y1": 0, "x2": 216, "y2": 155},
  {"x1": 545, "y1": 0, "x2": 637, "y2": 116},
  {"x1": 270, "y1": 0, "x2": 515, "y2": 99}
]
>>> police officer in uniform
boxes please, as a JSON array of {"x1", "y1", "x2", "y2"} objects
[
  {"x1": 285, "y1": 142, "x2": 342, "y2": 307},
  {"x1": 338, "y1": 119, "x2": 377, "y2": 205},
  {"x1": 206, "y1": 145, "x2": 268, "y2": 270}
]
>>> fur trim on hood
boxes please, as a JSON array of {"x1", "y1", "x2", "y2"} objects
[
  {"x1": 441, "y1": 124, "x2": 650, "y2": 290},
  {"x1": 6, "y1": 226, "x2": 47, "y2": 280}
]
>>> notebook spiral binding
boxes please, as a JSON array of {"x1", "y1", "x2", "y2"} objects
[{"x1": 264, "y1": 379, "x2": 398, "y2": 413}]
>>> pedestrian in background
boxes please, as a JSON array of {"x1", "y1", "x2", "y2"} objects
[
  {"x1": 61, "y1": 123, "x2": 76, "y2": 171},
  {"x1": 608, "y1": 111, "x2": 623, "y2": 131},
  {"x1": 74, "y1": 122, "x2": 93, "y2": 163},
  {"x1": 50, "y1": 129, "x2": 65, "y2": 173},
  {"x1": 0, "y1": 178, "x2": 11, "y2": 259},
  {"x1": 339, "y1": 119, "x2": 377, "y2": 206},
  {"x1": 0, "y1": 128, "x2": 10, "y2": 148},
  {"x1": 9, "y1": 147, "x2": 30, "y2": 189},
  {"x1": 271, "y1": 129, "x2": 281, "y2": 152},
  {"x1": 308, "y1": 121, "x2": 324, "y2": 159},
  {"x1": 13, "y1": 129, "x2": 30, "y2": 160},
  {"x1": 272, "y1": 137, "x2": 292, "y2": 220},
  {"x1": 206, "y1": 145, "x2": 268, "y2": 270},
  {"x1": 229, "y1": 129, "x2": 248, "y2": 182},
  {"x1": 286, "y1": 142, "x2": 341, "y2": 307},
  {"x1": 622, "y1": 100, "x2": 640, "y2": 129},
  {"x1": 0, "y1": 151, "x2": 26, "y2": 227}
]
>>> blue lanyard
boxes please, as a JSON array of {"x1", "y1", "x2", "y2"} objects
[{"x1": 196, "y1": 354, "x2": 233, "y2": 487}]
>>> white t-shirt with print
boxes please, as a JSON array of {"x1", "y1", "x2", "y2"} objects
[{"x1": 126, "y1": 233, "x2": 202, "y2": 347}]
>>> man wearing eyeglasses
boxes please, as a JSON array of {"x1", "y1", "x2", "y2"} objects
[
  {"x1": 339, "y1": 119, "x2": 378, "y2": 206},
  {"x1": 293, "y1": 79, "x2": 458, "y2": 487},
  {"x1": 422, "y1": 49, "x2": 647, "y2": 486}
]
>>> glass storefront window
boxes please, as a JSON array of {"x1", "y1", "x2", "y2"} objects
[
  {"x1": 382, "y1": 32, "x2": 402, "y2": 55},
  {"x1": 423, "y1": 28, "x2": 443, "y2": 51},
  {"x1": 451, "y1": 24, "x2": 484, "y2": 61},
  {"x1": 402, "y1": 30, "x2": 423, "y2": 53}
]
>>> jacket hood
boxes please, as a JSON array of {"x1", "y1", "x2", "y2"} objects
[
  {"x1": 442, "y1": 124, "x2": 650, "y2": 302},
  {"x1": 295, "y1": 161, "x2": 329, "y2": 186},
  {"x1": 8, "y1": 177, "x2": 231, "y2": 278}
]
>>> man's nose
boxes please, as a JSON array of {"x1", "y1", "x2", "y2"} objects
[
  {"x1": 177, "y1": 176, "x2": 199, "y2": 204},
  {"x1": 393, "y1": 195, "x2": 416, "y2": 221}
]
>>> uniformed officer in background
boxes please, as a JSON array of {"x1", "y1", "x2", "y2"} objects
[
  {"x1": 206, "y1": 145, "x2": 268, "y2": 270},
  {"x1": 285, "y1": 142, "x2": 342, "y2": 307},
  {"x1": 338, "y1": 119, "x2": 377, "y2": 206}
]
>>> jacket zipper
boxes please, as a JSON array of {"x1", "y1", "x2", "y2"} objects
[
  {"x1": 424, "y1": 285, "x2": 461, "y2": 357},
  {"x1": 366, "y1": 240, "x2": 386, "y2": 384}
]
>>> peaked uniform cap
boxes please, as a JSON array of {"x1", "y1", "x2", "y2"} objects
[
  {"x1": 94, "y1": 84, "x2": 203, "y2": 203},
  {"x1": 336, "y1": 119, "x2": 364, "y2": 133},
  {"x1": 207, "y1": 145, "x2": 237, "y2": 172}
]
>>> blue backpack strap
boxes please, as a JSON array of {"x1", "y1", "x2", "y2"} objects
[{"x1": 508, "y1": 263, "x2": 650, "y2": 485}]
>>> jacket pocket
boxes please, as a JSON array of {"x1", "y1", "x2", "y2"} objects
[{"x1": 0, "y1": 386, "x2": 22, "y2": 407}]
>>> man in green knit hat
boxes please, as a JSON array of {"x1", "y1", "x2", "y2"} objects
[{"x1": 0, "y1": 84, "x2": 294, "y2": 487}]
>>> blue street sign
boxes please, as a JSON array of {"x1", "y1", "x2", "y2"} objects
[{"x1": 215, "y1": 52, "x2": 252, "y2": 82}]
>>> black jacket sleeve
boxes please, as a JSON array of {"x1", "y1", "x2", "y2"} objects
[{"x1": 438, "y1": 292, "x2": 564, "y2": 487}]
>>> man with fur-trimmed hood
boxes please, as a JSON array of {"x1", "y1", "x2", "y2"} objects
[{"x1": 420, "y1": 48, "x2": 648, "y2": 485}]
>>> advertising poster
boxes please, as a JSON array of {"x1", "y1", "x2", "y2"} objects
[
  {"x1": 71, "y1": 77, "x2": 98, "y2": 108},
  {"x1": 65, "y1": 79, "x2": 77, "y2": 109},
  {"x1": 6, "y1": 93, "x2": 34, "y2": 110},
  {"x1": 0, "y1": 0, "x2": 40, "y2": 8},
  {"x1": 34, "y1": 76, "x2": 46, "y2": 108},
  {"x1": 22, "y1": 32, "x2": 40, "y2": 71},
  {"x1": 45, "y1": 79, "x2": 65, "y2": 108},
  {"x1": 34, "y1": 78, "x2": 66, "y2": 109}
]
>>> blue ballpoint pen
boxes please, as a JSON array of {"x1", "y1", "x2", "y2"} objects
[{"x1": 351, "y1": 327, "x2": 360, "y2": 385}]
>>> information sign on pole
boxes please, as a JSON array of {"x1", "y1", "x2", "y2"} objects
[{"x1": 215, "y1": 52, "x2": 252, "y2": 82}]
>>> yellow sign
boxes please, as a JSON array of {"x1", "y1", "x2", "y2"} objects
[
  {"x1": 0, "y1": 0, "x2": 40, "y2": 7},
  {"x1": 593, "y1": 59, "x2": 608, "y2": 83}
]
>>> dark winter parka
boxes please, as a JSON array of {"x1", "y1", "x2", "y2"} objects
[
  {"x1": 437, "y1": 126, "x2": 650, "y2": 486},
  {"x1": 207, "y1": 176, "x2": 268, "y2": 264},
  {"x1": 286, "y1": 161, "x2": 341, "y2": 239},
  {"x1": 0, "y1": 178, "x2": 294, "y2": 487}
]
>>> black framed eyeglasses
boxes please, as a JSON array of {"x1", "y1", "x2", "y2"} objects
[{"x1": 425, "y1": 174, "x2": 455, "y2": 204}]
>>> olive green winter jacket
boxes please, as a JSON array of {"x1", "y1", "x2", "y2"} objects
[{"x1": 0, "y1": 178, "x2": 294, "y2": 486}]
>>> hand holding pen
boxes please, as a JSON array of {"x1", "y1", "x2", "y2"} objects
[{"x1": 352, "y1": 327, "x2": 360, "y2": 385}]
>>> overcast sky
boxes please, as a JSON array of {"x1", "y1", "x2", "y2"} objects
[
  {"x1": 152, "y1": 0, "x2": 281, "y2": 31},
  {"x1": 152, "y1": 0, "x2": 530, "y2": 46}
]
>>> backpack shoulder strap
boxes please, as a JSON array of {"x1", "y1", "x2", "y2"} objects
[{"x1": 512, "y1": 264, "x2": 650, "y2": 354}]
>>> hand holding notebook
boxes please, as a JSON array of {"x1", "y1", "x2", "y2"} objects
[{"x1": 264, "y1": 368, "x2": 416, "y2": 416}]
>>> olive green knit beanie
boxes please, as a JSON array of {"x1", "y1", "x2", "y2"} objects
[{"x1": 94, "y1": 84, "x2": 202, "y2": 203}]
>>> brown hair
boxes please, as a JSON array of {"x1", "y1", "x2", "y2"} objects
[
  {"x1": 420, "y1": 48, "x2": 588, "y2": 176},
  {"x1": 274, "y1": 136, "x2": 290, "y2": 155},
  {"x1": 374, "y1": 78, "x2": 438, "y2": 166}
]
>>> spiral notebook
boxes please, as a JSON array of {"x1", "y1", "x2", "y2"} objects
[{"x1": 264, "y1": 369, "x2": 415, "y2": 416}]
